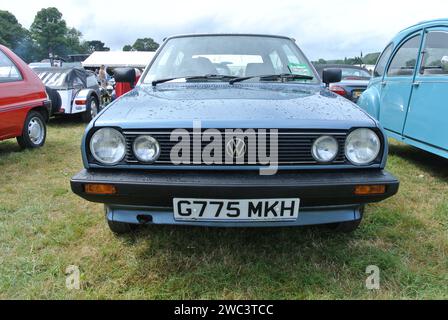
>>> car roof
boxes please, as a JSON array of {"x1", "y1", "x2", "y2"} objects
[
  {"x1": 314, "y1": 64, "x2": 370, "y2": 77},
  {"x1": 400, "y1": 18, "x2": 448, "y2": 33},
  {"x1": 395, "y1": 18, "x2": 448, "y2": 42},
  {"x1": 32, "y1": 66, "x2": 86, "y2": 73},
  {"x1": 164, "y1": 33, "x2": 294, "y2": 42},
  {"x1": 315, "y1": 64, "x2": 368, "y2": 70}
]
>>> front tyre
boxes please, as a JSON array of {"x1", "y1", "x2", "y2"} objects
[
  {"x1": 17, "y1": 111, "x2": 47, "y2": 149},
  {"x1": 81, "y1": 97, "x2": 99, "y2": 123}
]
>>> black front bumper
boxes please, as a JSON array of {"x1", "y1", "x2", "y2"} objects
[{"x1": 70, "y1": 169, "x2": 399, "y2": 208}]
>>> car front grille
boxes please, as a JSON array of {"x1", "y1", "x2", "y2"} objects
[{"x1": 122, "y1": 129, "x2": 348, "y2": 166}]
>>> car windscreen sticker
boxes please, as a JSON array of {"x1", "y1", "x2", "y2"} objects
[{"x1": 288, "y1": 63, "x2": 312, "y2": 76}]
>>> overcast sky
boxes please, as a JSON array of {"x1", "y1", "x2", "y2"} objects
[{"x1": 3, "y1": 0, "x2": 448, "y2": 60}]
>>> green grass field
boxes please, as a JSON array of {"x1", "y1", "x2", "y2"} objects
[{"x1": 0, "y1": 119, "x2": 447, "y2": 299}]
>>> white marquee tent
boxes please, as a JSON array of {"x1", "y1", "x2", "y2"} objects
[{"x1": 82, "y1": 51, "x2": 156, "y2": 69}]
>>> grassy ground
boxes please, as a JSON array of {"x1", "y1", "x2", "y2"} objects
[{"x1": 0, "y1": 119, "x2": 447, "y2": 299}]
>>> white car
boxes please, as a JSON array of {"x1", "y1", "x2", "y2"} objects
[{"x1": 34, "y1": 67, "x2": 102, "y2": 122}]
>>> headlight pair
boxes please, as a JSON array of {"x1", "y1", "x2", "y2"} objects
[
  {"x1": 90, "y1": 128, "x2": 160, "y2": 165},
  {"x1": 312, "y1": 128, "x2": 381, "y2": 165},
  {"x1": 90, "y1": 128, "x2": 381, "y2": 166}
]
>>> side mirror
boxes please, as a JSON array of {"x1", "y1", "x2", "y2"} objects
[
  {"x1": 114, "y1": 68, "x2": 136, "y2": 85},
  {"x1": 322, "y1": 68, "x2": 342, "y2": 86}
]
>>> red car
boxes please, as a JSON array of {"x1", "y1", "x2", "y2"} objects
[{"x1": 0, "y1": 45, "x2": 51, "y2": 148}]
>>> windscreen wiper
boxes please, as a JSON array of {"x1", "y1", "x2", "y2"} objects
[
  {"x1": 229, "y1": 73, "x2": 314, "y2": 85},
  {"x1": 152, "y1": 74, "x2": 239, "y2": 86}
]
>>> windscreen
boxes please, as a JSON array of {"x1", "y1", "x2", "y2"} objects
[
  {"x1": 340, "y1": 67, "x2": 371, "y2": 79},
  {"x1": 143, "y1": 35, "x2": 318, "y2": 84}
]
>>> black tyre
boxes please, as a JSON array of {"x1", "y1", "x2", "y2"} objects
[
  {"x1": 45, "y1": 86, "x2": 61, "y2": 115},
  {"x1": 17, "y1": 111, "x2": 47, "y2": 149},
  {"x1": 107, "y1": 219, "x2": 136, "y2": 235},
  {"x1": 81, "y1": 96, "x2": 99, "y2": 123},
  {"x1": 327, "y1": 206, "x2": 364, "y2": 233}
]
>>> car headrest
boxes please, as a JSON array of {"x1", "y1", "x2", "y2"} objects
[{"x1": 180, "y1": 57, "x2": 217, "y2": 75}]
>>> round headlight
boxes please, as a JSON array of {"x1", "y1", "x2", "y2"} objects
[
  {"x1": 345, "y1": 128, "x2": 381, "y2": 165},
  {"x1": 312, "y1": 136, "x2": 339, "y2": 163},
  {"x1": 90, "y1": 128, "x2": 126, "y2": 165},
  {"x1": 133, "y1": 135, "x2": 160, "y2": 163}
]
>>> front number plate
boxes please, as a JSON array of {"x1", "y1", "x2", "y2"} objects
[{"x1": 173, "y1": 198, "x2": 300, "y2": 222}]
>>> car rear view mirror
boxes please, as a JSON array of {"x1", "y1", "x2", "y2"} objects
[
  {"x1": 322, "y1": 68, "x2": 342, "y2": 86},
  {"x1": 114, "y1": 68, "x2": 136, "y2": 84}
]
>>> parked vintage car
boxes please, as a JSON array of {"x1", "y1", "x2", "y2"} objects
[
  {"x1": 71, "y1": 34, "x2": 399, "y2": 234},
  {"x1": 0, "y1": 45, "x2": 51, "y2": 149},
  {"x1": 315, "y1": 64, "x2": 371, "y2": 102},
  {"x1": 358, "y1": 19, "x2": 448, "y2": 159},
  {"x1": 33, "y1": 67, "x2": 102, "y2": 122}
]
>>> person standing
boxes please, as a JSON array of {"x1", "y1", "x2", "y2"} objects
[{"x1": 98, "y1": 65, "x2": 107, "y2": 88}]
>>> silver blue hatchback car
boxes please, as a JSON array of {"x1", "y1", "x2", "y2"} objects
[
  {"x1": 71, "y1": 34, "x2": 399, "y2": 234},
  {"x1": 358, "y1": 19, "x2": 448, "y2": 159}
]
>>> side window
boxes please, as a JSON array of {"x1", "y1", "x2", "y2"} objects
[
  {"x1": 387, "y1": 35, "x2": 422, "y2": 77},
  {"x1": 374, "y1": 44, "x2": 393, "y2": 77},
  {"x1": 421, "y1": 31, "x2": 448, "y2": 75},
  {"x1": 0, "y1": 50, "x2": 22, "y2": 83}
]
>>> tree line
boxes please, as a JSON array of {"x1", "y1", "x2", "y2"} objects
[
  {"x1": 313, "y1": 52, "x2": 380, "y2": 66},
  {"x1": 0, "y1": 7, "x2": 159, "y2": 63}
]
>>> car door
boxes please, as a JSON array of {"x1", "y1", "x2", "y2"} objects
[
  {"x1": 359, "y1": 43, "x2": 394, "y2": 119},
  {"x1": 379, "y1": 33, "x2": 423, "y2": 136},
  {"x1": 403, "y1": 28, "x2": 448, "y2": 153},
  {"x1": 0, "y1": 49, "x2": 24, "y2": 140}
]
